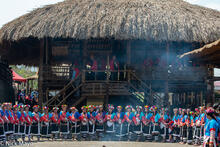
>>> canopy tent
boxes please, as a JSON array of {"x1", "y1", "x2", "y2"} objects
[{"x1": 12, "y1": 70, "x2": 27, "y2": 82}]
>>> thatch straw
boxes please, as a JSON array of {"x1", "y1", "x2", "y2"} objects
[
  {"x1": 0, "y1": 0, "x2": 220, "y2": 43},
  {"x1": 180, "y1": 38, "x2": 220, "y2": 59}
]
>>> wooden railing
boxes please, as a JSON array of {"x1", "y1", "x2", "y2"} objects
[
  {"x1": 43, "y1": 65, "x2": 71, "y2": 81},
  {"x1": 81, "y1": 69, "x2": 132, "y2": 82},
  {"x1": 140, "y1": 67, "x2": 207, "y2": 81}
]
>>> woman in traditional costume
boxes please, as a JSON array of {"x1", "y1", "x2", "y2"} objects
[
  {"x1": 179, "y1": 109, "x2": 187, "y2": 144},
  {"x1": 114, "y1": 106, "x2": 125, "y2": 139},
  {"x1": 170, "y1": 108, "x2": 179, "y2": 142},
  {"x1": 1, "y1": 103, "x2": 9, "y2": 143},
  {"x1": 40, "y1": 106, "x2": 50, "y2": 139},
  {"x1": 12, "y1": 105, "x2": 20, "y2": 143},
  {"x1": 185, "y1": 111, "x2": 195, "y2": 144},
  {"x1": 133, "y1": 106, "x2": 144, "y2": 138},
  {"x1": 104, "y1": 104, "x2": 115, "y2": 140},
  {"x1": 31, "y1": 105, "x2": 41, "y2": 141},
  {"x1": 151, "y1": 106, "x2": 160, "y2": 142},
  {"x1": 203, "y1": 108, "x2": 219, "y2": 147},
  {"x1": 69, "y1": 107, "x2": 80, "y2": 140},
  {"x1": 79, "y1": 106, "x2": 89, "y2": 139},
  {"x1": 59, "y1": 105, "x2": 70, "y2": 139},
  {"x1": 95, "y1": 105, "x2": 105, "y2": 139},
  {"x1": 0, "y1": 108, "x2": 5, "y2": 145},
  {"x1": 24, "y1": 105, "x2": 32, "y2": 142},
  {"x1": 18, "y1": 105, "x2": 26, "y2": 143},
  {"x1": 194, "y1": 108, "x2": 202, "y2": 145},
  {"x1": 160, "y1": 108, "x2": 170, "y2": 142},
  {"x1": 88, "y1": 105, "x2": 96, "y2": 137},
  {"x1": 142, "y1": 105, "x2": 153, "y2": 140},
  {"x1": 50, "y1": 107, "x2": 59, "y2": 140},
  {"x1": 124, "y1": 105, "x2": 134, "y2": 140},
  {"x1": 7, "y1": 103, "x2": 15, "y2": 137}
]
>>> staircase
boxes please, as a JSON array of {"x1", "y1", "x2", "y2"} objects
[
  {"x1": 44, "y1": 72, "x2": 82, "y2": 107},
  {"x1": 44, "y1": 70, "x2": 164, "y2": 107},
  {"x1": 128, "y1": 72, "x2": 164, "y2": 106}
]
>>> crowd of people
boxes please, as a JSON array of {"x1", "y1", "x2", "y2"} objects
[{"x1": 0, "y1": 103, "x2": 219, "y2": 146}]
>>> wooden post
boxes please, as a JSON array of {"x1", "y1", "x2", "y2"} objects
[
  {"x1": 82, "y1": 40, "x2": 88, "y2": 69},
  {"x1": 38, "y1": 39, "x2": 45, "y2": 108},
  {"x1": 45, "y1": 37, "x2": 49, "y2": 65},
  {"x1": 200, "y1": 91, "x2": 203, "y2": 106},
  {"x1": 207, "y1": 65, "x2": 214, "y2": 104},
  {"x1": 126, "y1": 40, "x2": 131, "y2": 67},
  {"x1": 164, "y1": 43, "x2": 169, "y2": 106}
]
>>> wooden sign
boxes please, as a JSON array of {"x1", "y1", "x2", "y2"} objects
[{"x1": 52, "y1": 46, "x2": 68, "y2": 56}]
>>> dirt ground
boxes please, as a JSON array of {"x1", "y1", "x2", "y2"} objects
[{"x1": 17, "y1": 141, "x2": 192, "y2": 147}]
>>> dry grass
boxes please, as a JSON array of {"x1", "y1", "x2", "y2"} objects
[{"x1": 0, "y1": 0, "x2": 219, "y2": 43}]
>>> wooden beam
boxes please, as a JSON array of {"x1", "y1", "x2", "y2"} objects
[
  {"x1": 82, "y1": 40, "x2": 87, "y2": 68},
  {"x1": 38, "y1": 39, "x2": 45, "y2": 108},
  {"x1": 126, "y1": 40, "x2": 131, "y2": 66},
  {"x1": 164, "y1": 42, "x2": 169, "y2": 106}
]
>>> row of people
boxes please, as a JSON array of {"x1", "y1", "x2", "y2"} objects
[{"x1": 0, "y1": 103, "x2": 219, "y2": 146}]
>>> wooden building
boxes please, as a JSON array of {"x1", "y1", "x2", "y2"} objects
[{"x1": 0, "y1": 0, "x2": 220, "y2": 108}]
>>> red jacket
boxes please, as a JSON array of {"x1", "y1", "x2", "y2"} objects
[
  {"x1": 32, "y1": 112, "x2": 40, "y2": 123},
  {"x1": 40, "y1": 113, "x2": 49, "y2": 123},
  {"x1": 51, "y1": 113, "x2": 59, "y2": 123}
]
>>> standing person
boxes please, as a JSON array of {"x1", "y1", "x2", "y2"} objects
[
  {"x1": 71, "y1": 65, "x2": 80, "y2": 81},
  {"x1": 133, "y1": 106, "x2": 144, "y2": 141},
  {"x1": 0, "y1": 108, "x2": 5, "y2": 145},
  {"x1": 12, "y1": 105, "x2": 19, "y2": 144},
  {"x1": 31, "y1": 105, "x2": 41, "y2": 141},
  {"x1": 95, "y1": 105, "x2": 105, "y2": 140},
  {"x1": 59, "y1": 105, "x2": 69, "y2": 140},
  {"x1": 160, "y1": 108, "x2": 170, "y2": 142},
  {"x1": 110, "y1": 55, "x2": 119, "y2": 81},
  {"x1": 114, "y1": 106, "x2": 126, "y2": 139},
  {"x1": 18, "y1": 90, "x2": 25, "y2": 105},
  {"x1": 40, "y1": 106, "x2": 50, "y2": 139},
  {"x1": 213, "y1": 103, "x2": 220, "y2": 145},
  {"x1": 151, "y1": 106, "x2": 161, "y2": 142},
  {"x1": 179, "y1": 109, "x2": 187, "y2": 144},
  {"x1": 105, "y1": 105, "x2": 115, "y2": 140},
  {"x1": 69, "y1": 107, "x2": 80, "y2": 140},
  {"x1": 7, "y1": 103, "x2": 15, "y2": 141},
  {"x1": 186, "y1": 111, "x2": 195, "y2": 145},
  {"x1": 88, "y1": 105, "x2": 96, "y2": 138},
  {"x1": 18, "y1": 105, "x2": 26, "y2": 143},
  {"x1": 170, "y1": 108, "x2": 180, "y2": 143},
  {"x1": 124, "y1": 105, "x2": 134, "y2": 140},
  {"x1": 194, "y1": 108, "x2": 201, "y2": 145},
  {"x1": 203, "y1": 108, "x2": 219, "y2": 147},
  {"x1": 50, "y1": 107, "x2": 60, "y2": 140},
  {"x1": 31, "y1": 92, "x2": 39, "y2": 108},
  {"x1": 1, "y1": 103, "x2": 10, "y2": 143},
  {"x1": 89, "y1": 55, "x2": 98, "y2": 80},
  {"x1": 79, "y1": 106, "x2": 89, "y2": 140},
  {"x1": 200, "y1": 106, "x2": 207, "y2": 143},
  {"x1": 24, "y1": 105, "x2": 32, "y2": 142},
  {"x1": 142, "y1": 105, "x2": 153, "y2": 140}
]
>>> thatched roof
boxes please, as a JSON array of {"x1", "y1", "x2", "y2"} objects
[
  {"x1": 0, "y1": 0, "x2": 220, "y2": 43},
  {"x1": 180, "y1": 38, "x2": 220, "y2": 67}
]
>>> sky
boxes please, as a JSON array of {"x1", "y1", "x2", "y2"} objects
[{"x1": 0, "y1": 0, "x2": 220, "y2": 75}]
